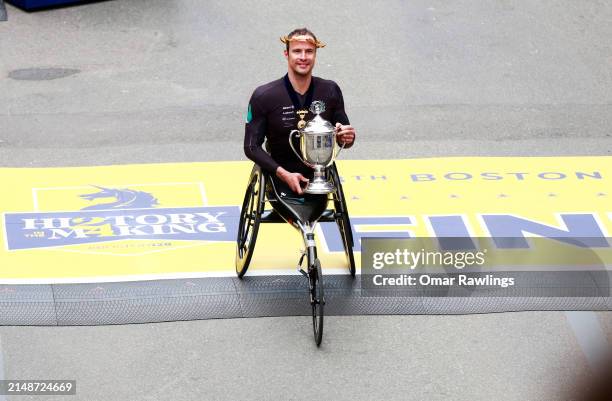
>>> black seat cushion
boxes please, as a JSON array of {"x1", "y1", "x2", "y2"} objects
[{"x1": 266, "y1": 175, "x2": 328, "y2": 225}]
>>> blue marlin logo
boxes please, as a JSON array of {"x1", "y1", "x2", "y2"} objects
[{"x1": 79, "y1": 186, "x2": 159, "y2": 210}]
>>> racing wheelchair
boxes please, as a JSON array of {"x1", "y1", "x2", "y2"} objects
[{"x1": 235, "y1": 162, "x2": 355, "y2": 346}]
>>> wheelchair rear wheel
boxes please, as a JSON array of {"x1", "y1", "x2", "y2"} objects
[
  {"x1": 330, "y1": 164, "x2": 356, "y2": 277},
  {"x1": 337, "y1": 213, "x2": 356, "y2": 277},
  {"x1": 235, "y1": 169, "x2": 263, "y2": 278}
]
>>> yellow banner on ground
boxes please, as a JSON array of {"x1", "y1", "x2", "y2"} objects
[{"x1": 0, "y1": 157, "x2": 610, "y2": 283}]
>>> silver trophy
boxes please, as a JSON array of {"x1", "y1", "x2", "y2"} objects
[{"x1": 289, "y1": 101, "x2": 344, "y2": 194}]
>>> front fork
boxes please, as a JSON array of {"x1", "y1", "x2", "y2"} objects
[
  {"x1": 297, "y1": 232, "x2": 317, "y2": 274},
  {"x1": 297, "y1": 229, "x2": 319, "y2": 300},
  {"x1": 304, "y1": 232, "x2": 317, "y2": 268}
]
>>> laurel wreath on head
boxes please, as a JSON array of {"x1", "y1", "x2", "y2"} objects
[{"x1": 280, "y1": 35, "x2": 326, "y2": 48}]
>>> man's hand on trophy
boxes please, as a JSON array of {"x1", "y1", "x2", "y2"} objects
[
  {"x1": 276, "y1": 167, "x2": 309, "y2": 195},
  {"x1": 335, "y1": 123, "x2": 355, "y2": 148}
]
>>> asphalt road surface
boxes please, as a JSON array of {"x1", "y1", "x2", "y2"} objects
[{"x1": 1, "y1": 1, "x2": 611, "y2": 400}]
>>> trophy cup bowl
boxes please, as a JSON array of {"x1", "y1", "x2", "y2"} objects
[{"x1": 289, "y1": 101, "x2": 343, "y2": 194}]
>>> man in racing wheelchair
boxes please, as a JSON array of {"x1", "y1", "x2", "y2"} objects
[
  {"x1": 238, "y1": 28, "x2": 356, "y2": 344},
  {"x1": 244, "y1": 28, "x2": 355, "y2": 197}
]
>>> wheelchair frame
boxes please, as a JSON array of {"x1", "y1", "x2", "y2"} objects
[{"x1": 235, "y1": 162, "x2": 355, "y2": 346}]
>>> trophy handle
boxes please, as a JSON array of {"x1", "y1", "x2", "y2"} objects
[
  {"x1": 333, "y1": 124, "x2": 348, "y2": 159},
  {"x1": 289, "y1": 130, "x2": 304, "y2": 163},
  {"x1": 333, "y1": 128, "x2": 347, "y2": 160},
  {"x1": 335, "y1": 141, "x2": 346, "y2": 158}
]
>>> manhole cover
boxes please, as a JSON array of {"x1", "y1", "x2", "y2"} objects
[{"x1": 8, "y1": 67, "x2": 80, "y2": 81}]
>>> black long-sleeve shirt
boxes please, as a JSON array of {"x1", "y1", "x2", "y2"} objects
[{"x1": 244, "y1": 75, "x2": 350, "y2": 176}]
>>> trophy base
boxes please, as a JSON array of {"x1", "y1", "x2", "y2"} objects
[{"x1": 304, "y1": 180, "x2": 335, "y2": 195}]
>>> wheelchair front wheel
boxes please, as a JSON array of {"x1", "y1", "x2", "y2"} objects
[
  {"x1": 235, "y1": 171, "x2": 262, "y2": 278},
  {"x1": 309, "y1": 258, "x2": 325, "y2": 346}
]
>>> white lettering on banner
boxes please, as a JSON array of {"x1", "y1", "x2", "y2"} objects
[
  {"x1": 168, "y1": 214, "x2": 198, "y2": 224},
  {"x1": 194, "y1": 212, "x2": 226, "y2": 222},
  {"x1": 135, "y1": 215, "x2": 167, "y2": 225},
  {"x1": 43, "y1": 222, "x2": 228, "y2": 239},
  {"x1": 49, "y1": 228, "x2": 89, "y2": 239},
  {"x1": 5, "y1": 205, "x2": 239, "y2": 251},
  {"x1": 116, "y1": 225, "x2": 150, "y2": 236},
  {"x1": 23, "y1": 218, "x2": 72, "y2": 230},
  {"x1": 22, "y1": 212, "x2": 226, "y2": 232},
  {"x1": 106, "y1": 216, "x2": 134, "y2": 226},
  {"x1": 401, "y1": 172, "x2": 603, "y2": 182}
]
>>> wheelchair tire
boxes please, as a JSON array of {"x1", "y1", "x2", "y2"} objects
[
  {"x1": 235, "y1": 169, "x2": 262, "y2": 278},
  {"x1": 309, "y1": 258, "x2": 324, "y2": 346},
  {"x1": 337, "y1": 214, "x2": 356, "y2": 277},
  {"x1": 330, "y1": 164, "x2": 356, "y2": 277}
]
